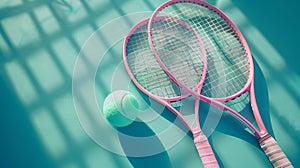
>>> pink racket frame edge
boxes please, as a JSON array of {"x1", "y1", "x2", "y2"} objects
[{"x1": 147, "y1": 0, "x2": 269, "y2": 138}]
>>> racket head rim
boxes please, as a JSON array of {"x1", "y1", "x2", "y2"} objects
[
  {"x1": 147, "y1": 0, "x2": 254, "y2": 101},
  {"x1": 123, "y1": 18, "x2": 191, "y2": 103}
]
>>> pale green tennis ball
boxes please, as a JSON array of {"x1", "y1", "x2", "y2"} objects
[{"x1": 102, "y1": 90, "x2": 139, "y2": 127}]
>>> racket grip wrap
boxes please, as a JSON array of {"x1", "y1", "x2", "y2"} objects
[
  {"x1": 259, "y1": 135, "x2": 293, "y2": 168},
  {"x1": 193, "y1": 131, "x2": 219, "y2": 168}
]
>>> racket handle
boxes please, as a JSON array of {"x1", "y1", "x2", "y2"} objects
[
  {"x1": 259, "y1": 135, "x2": 293, "y2": 168},
  {"x1": 193, "y1": 131, "x2": 219, "y2": 168}
]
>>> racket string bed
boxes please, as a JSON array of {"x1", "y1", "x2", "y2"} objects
[
  {"x1": 150, "y1": 18, "x2": 206, "y2": 91},
  {"x1": 151, "y1": 3, "x2": 251, "y2": 108},
  {"x1": 151, "y1": 3, "x2": 249, "y2": 99},
  {"x1": 191, "y1": 4, "x2": 248, "y2": 82},
  {"x1": 188, "y1": 10, "x2": 249, "y2": 98}
]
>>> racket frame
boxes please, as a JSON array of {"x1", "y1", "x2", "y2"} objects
[
  {"x1": 124, "y1": 17, "x2": 220, "y2": 168},
  {"x1": 147, "y1": 0, "x2": 268, "y2": 138}
]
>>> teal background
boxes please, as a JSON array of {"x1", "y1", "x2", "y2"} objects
[{"x1": 0, "y1": 0, "x2": 299, "y2": 168}]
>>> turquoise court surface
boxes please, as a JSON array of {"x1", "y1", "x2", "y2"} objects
[{"x1": 0, "y1": 0, "x2": 299, "y2": 168}]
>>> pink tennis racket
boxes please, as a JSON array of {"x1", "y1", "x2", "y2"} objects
[
  {"x1": 123, "y1": 18, "x2": 219, "y2": 168},
  {"x1": 148, "y1": 0, "x2": 293, "y2": 168}
]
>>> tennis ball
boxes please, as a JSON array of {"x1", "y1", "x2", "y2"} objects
[{"x1": 102, "y1": 90, "x2": 139, "y2": 127}]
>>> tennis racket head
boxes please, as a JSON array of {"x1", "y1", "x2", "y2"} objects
[{"x1": 148, "y1": 0, "x2": 254, "y2": 101}]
